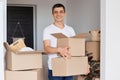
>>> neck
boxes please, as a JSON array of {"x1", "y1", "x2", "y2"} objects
[{"x1": 54, "y1": 22, "x2": 64, "y2": 29}]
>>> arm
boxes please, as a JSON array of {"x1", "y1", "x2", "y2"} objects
[
  {"x1": 43, "y1": 40, "x2": 58, "y2": 53},
  {"x1": 43, "y1": 40, "x2": 71, "y2": 59}
]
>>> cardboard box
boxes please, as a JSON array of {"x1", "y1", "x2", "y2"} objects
[
  {"x1": 89, "y1": 30, "x2": 100, "y2": 41},
  {"x1": 4, "y1": 41, "x2": 42, "y2": 71},
  {"x1": 86, "y1": 41, "x2": 100, "y2": 60},
  {"x1": 52, "y1": 33, "x2": 88, "y2": 56},
  {"x1": 6, "y1": 51, "x2": 42, "y2": 71},
  {"x1": 52, "y1": 57, "x2": 88, "y2": 76},
  {"x1": 5, "y1": 69, "x2": 44, "y2": 80}
]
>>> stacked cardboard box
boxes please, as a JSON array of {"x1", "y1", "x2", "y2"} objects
[
  {"x1": 87, "y1": 30, "x2": 100, "y2": 61},
  {"x1": 89, "y1": 30, "x2": 100, "y2": 41},
  {"x1": 5, "y1": 69, "x2": 44, "y2": 80},
  {"x1": 86, "y1": 41, "x2": 100, "y2": 60},
  {"x1": 76, "y1": 31, "x2": 100, "y2": 80},
  {"x1": 4, "y1": 39, "x2": 44, "y2": 80},
  {"x1": 51, "y1": 33, "x2": 89, "y2": 76}
]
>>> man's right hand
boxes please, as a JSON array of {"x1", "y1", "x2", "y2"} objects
[{"x1": 57, "y1": 47, "x2": 71, "y2": 60}]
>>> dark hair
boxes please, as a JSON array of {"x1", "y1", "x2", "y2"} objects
[{"x1": 52, "y1": 3, "x2": 65, "y2": 13}]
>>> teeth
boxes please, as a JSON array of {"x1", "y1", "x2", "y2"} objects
[{"x1": 57, "y1": 17, "x2": 61, "y2": 19}]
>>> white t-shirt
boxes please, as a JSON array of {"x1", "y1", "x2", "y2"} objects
[{"x1": 43, "y1": 24, "x2": 75, "y2": 70}]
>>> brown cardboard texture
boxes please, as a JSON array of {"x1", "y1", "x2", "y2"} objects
[
  {"x1": 52, "y1": 33, "x2": 88, "y2": 56},
  {"x1": 6, "y1": 51, "x2": 42, "y2": 70},
  {"x1": 9, "y1": 39, "x2": 26, "y2": 52},
  {"x1": 4, "y1": 42, "x2": 11, "y2": 51},
  {"x1": 4, "y1": 40, "x2": 42, "y2": 70},
  {"x1": 86, "y1": 41, "x2": 100, "y2": 60},
  {"x1": 5, "y1": 69, "x2": 44, "y2": 80},
  {"x1": 89, "y1": 30, "x2": 100, "y2": 41},
  {"x1": 52, "y1": 57, "x2": 88, "y2": 76}
]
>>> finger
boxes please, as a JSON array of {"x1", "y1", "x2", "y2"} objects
[
  {"x1": 67, "y1": 52, "x2": 71, "y2": 59},
  {"x1": 66, "y1": 54, "x2": 71, "y2": 59},
  {"x1": 62, "y1": 55, "x2": 67, "y2": 60},
  {"x1": 63, "y1": 53, "x2": 70, "y2": 59},
  {"x1": 67, "y1": 54, "x2": 71, "y2": 59},
  {"x1": 67, "y1": 46, "x2": 70, "y2": 49},
  {"x1": 64, "y1": 46, "x2": 70, "y2": 50}
]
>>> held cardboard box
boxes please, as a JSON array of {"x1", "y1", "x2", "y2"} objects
[
  {"x1": 4, "y1": 42, "x2": 42, "y2": 71},
  {"x1": 52, "y1": 33, "x2": 88, "y2": 56},
  {"x1": 86, "y1": 41, "x2": 100, "y2": 60},
  {"x1": 5, "y1": 69, "x2": 44, "y2": 80},
  {"x1": 52, "y1": 57, "x2": 88, "y2": 76}
]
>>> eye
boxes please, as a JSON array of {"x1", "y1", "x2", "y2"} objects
[
  {"x1": 60, "y1": 11, "x2": 64, "y2": 14},
  {"x1": 53, "y1": 10, "x2": 65, "y2": 14},
  {"x1": 54, "y1": 11, "x2": 58, "y2": 14}
]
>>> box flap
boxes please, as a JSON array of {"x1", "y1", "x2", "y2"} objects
[
  {"x1": 9, "y1": 39, "x2": 26, "y2": 52},
  {"x1": 14, "y1": 51, "x2": 43, "y2": 54},
  {"x1": 3, "y1": 42, "x2": 11, "y2": 51},
  {"x1": 51, "y1": 33, "x2": 67, "y2": 38},
  {"x1": 89, "y1": 30, "x2": 100, "y2": 34},
  {"x1": 72, "y1": 33, "x2": 88, "y2": 38}
]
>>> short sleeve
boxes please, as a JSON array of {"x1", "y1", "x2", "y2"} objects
[
  {"x1": 70, "y1": 27, "x2": 76, "y2": 36},
  {"x1": 43, "y1": 28, "x2": 51, "y2": 41}
]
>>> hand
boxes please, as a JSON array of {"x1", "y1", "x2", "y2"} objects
[{"x1": 57, "y1": 47, "x2": 71, "y2": 60}]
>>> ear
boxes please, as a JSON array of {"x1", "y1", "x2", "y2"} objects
[
  {"x1": 99, "y1": 30, "x2": 101, "y2": 33},
  {"x1": 52, "y1": 12, "x2": 54, "y2": 17},
  {"x1": 89, "y1": 31, "x2": 91, "y2": 33},
  {"x1": 64, "y1": 12, "x2": 66, "y2": 16}
]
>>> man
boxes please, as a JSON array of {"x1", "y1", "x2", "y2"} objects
[{"x1": 43, "y1": 3, "x2": 75, "y2": 80}]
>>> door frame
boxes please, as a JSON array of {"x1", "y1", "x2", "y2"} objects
[
  {"x1": 0, "y1": 0, "x2": 6, "y2": 80},
  {"x1": 7, "y1": 4, "x2": 37, "y2": 49}
]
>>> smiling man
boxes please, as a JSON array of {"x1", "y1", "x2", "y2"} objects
[{"x1": 43, "y1": 3, "x2": 76, "y2": 80}]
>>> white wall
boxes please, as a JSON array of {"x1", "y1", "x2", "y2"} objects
[
  {"x1": 7, "y1": 0, "x2": 67, "y2": 50},
  {"x1": 0, "y1": 0, "x2": 6, "y2": 80},
  {"x1": 101, "y1": 0, "x2": 120, "y2": 80},
  {"x1": 66, "y1": 0, "x2": 100, "y2": 34},
  {"x1": 101, "y1": 0, "x2": 106, "y2": 80}
]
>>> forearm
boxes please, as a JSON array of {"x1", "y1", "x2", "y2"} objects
[
  {"x1": 44, "y1": 46, "x2": 59, "y2": 54},
  {"x1": 44, "y1": 45, "x2": 71, "y2": 59}
]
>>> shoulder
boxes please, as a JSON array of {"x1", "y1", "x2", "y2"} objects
[
  {"x1": 43, "y1": 24, "x2": 55, "y2": 33},
  {"x1": 44, "y1": 24, "x2": 53, "y2": 31},
  {"x1": 64, "y1": 24, "x2": 76, "y2": 36}
]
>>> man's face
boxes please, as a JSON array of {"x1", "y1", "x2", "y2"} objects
[{"x1": 52, "y1": 7, "x2": 66, "y2": 23}]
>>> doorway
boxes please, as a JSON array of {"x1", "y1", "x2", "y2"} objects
[{"x1": 7, "y1": 5, "x2": 36, "y2": 48}]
